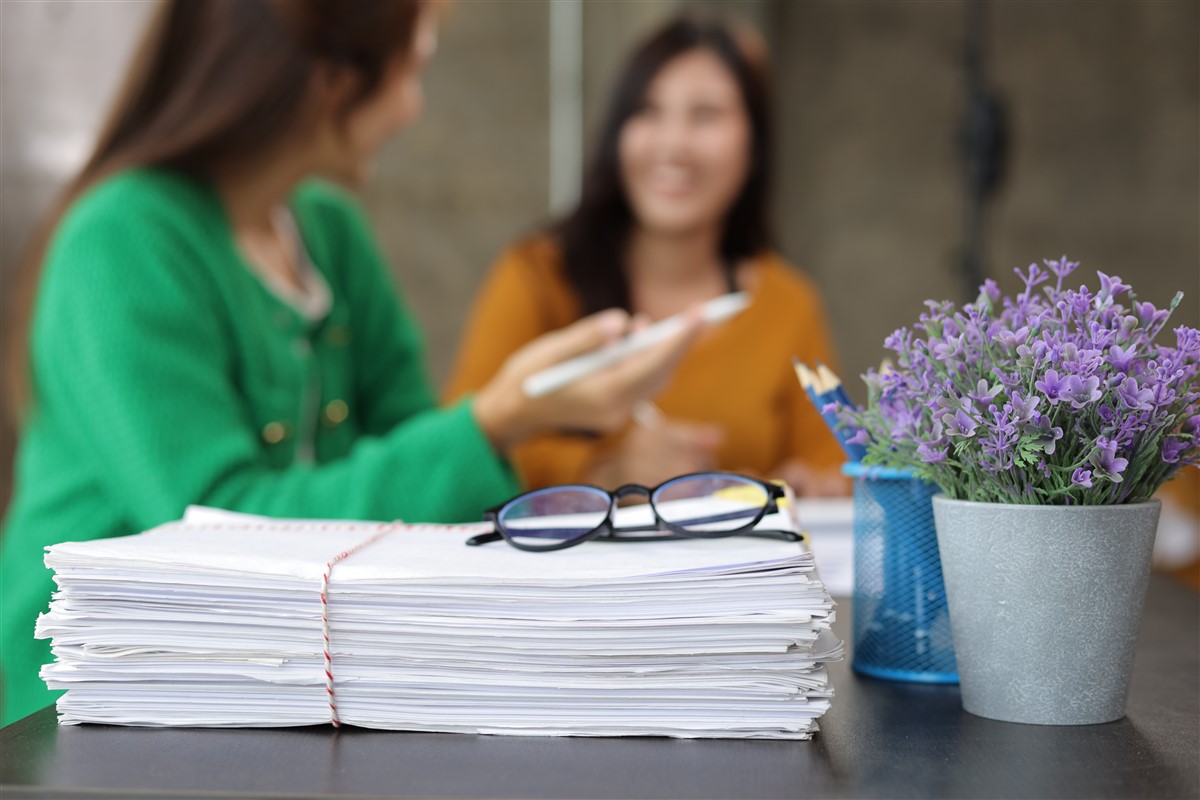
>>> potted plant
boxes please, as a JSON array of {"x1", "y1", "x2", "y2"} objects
[{"x1": 835, "y1": 257, "x2": 1198, "y2": 725}]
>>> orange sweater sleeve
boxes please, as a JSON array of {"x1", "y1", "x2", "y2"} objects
[{"x1": 444, "y1": 240, "x2": 603, "y2": 489}]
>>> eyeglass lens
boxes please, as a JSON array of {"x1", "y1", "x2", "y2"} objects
[
  {"x1": 652, "y1": 473, "x2": 770, "y2": 531},
  {"x1": 498, "y1": 486, "x2": 611, "y2": 547}
]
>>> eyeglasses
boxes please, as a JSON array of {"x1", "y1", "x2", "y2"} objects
[{"x1": 465, "y1": 471, "x2": 798, "y2": 552}]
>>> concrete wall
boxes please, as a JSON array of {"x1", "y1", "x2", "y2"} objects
[{"x1": 772, "y1": 0, "x2": 1198, "y2": 400}]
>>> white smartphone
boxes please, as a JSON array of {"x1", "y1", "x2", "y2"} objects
[{"x1": 522, "y1": 292, "x2": 751, "y2": 398}]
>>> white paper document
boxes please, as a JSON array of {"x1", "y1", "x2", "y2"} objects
[{"x1": 38, "y1": 503, "x2": 842, "y2": 739}]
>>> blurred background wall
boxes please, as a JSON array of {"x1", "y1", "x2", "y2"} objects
[{"x1": 1, "y1": 0, "x2": 1197, "y2": 515}]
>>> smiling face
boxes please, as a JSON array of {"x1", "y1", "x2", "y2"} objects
[{"x1": 618, "y1": 48, "x2": 752, "y2": 239}]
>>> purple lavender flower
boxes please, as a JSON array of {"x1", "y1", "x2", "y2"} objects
[
  {"x1": 1021, "y1": 336, "x2": 1051, "y2": 360},
  {"x1": 1095, "y1": 272, "x2": 1130, "y2": 305},
  {"x1": 1056, "y1": 341, "x2": 1080, "y2": 365},
  {"x1": 932, "y1": 335, "x2": 964, "y2": 362},
  {"x1": 1115, "y1": 377, "x2": 1155, "y2": 411},
  {"x1": 1015, "y1": 262, "x2": 1050, "y2": 294},
  {"x1": 917, "y1": 440, "x2": 949, "y2": 464},
  {"x1": 980, "y1": 279, "x2": 1001, "y2": 304},
  {"x1": 1135, "y1": 300, "x2": 1169, "y2": 331},
  {"x1": 992, "y1": 368, "x2": 1022, "y2": 389},
  {"x1": 992, "y1": 326, "x2": 1030, "y2": 350},
  {"x1": 1161, "y1": 437, "x2": 1188, "y2": 464},
  {"x1": 968, "y1": 379, "x2": 1003, "y2": 409},
  {"x1": 1035, "y1": 369, "x2": 1067, "y2": 405},
  {"x1": 839, "y1": 256, "x2": 1199, "y2": 504},
  {"x1": 847, "y1": 428, "x2": 871, "y2": 447},
  {"x1": 1089, "y1": 437, "x2": 1130, "y2": 483},
  {"x1": 1108, "y1": 344, "x2": 1137, "y2": 373},
  {"x1": 1062, "y1": 288, "x2": 1094, "y2": 318},
  {"x1": 934, "y1": 394, "x2": 965, "y2": 415},
  {"x1": 1177, "y1": 326, "x2": 1200, "y2": 358},
  {"x1": 1045, "y1": 257, "x2": 1079, "y2": 286},
  {"x1": 1005, "y1": 390, "x2": 1041, "y2": 422},
  {"x1": 943, "y1": 409, "x2": 979, "y2": 438},
  {"x1": 980, "y1": 419, "x2": 1020, "y2": 471},
  {"x1": 1064, "y1": 374, "x2": 1102, "y2": 409},
  {"x1": 883, "y1": 328, "x2": 911, "y2": 353}
]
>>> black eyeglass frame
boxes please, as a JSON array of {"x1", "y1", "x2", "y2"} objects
[{"x1": 466, "y1": 472, "x2": 789, "y2": 552}]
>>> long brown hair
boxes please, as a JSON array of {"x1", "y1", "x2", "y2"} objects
[
  {"x1": 4, "y1": 0, "x2": 429, "y2": 417},
  {"x1": 556, "y1": 15, "x2": 774, "y2": 315}
]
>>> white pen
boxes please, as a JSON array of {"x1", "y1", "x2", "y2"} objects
[
  {"x1": 632, "y1": 401, "x2": 665, "y2": 429},
  {"x1": 522, "y1": 292, "x2": 751, "y2": 398}
]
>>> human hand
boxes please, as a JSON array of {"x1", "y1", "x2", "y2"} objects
[
  {"x1": 584, "y1": 412, "x2": 725, "y2": 489},
  {"x1": 473, "y1": 307, "x2": 703, "y2": 450}
]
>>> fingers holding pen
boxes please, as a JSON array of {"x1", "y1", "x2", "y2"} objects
[
  {"x1": 474, "y1": 303, "x2": 712, "y2": 450},
  {"x1": 592, "y1": 305, "x2": 705, "y2": 409}
]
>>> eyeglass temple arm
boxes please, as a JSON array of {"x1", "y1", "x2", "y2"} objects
[
  {"x1": 592, "y1": 529, "x2": 803, "y2": 543},
  {"x1": 467, "y1": 527, "x2": 802, "y2": 548}
]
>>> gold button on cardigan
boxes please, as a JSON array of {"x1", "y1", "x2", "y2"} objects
[
  {"x1": 322, "y1": 399, "x2": 350, "y2": 427},
  {"x1": 261, "y1": 421, "x2": 292, "y2": 444}
]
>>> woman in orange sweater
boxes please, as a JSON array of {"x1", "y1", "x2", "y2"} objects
[{"x1": 446, "y1": 15, "x2": 846, "y2": 495}]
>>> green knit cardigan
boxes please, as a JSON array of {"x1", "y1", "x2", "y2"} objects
[{"x1": 0, "y1": 169, "x2": 520, "y2": 723}]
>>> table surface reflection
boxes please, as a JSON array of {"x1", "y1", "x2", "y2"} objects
[{"x1": 2, "y1": 577, "x2": 1196, "y2": 800}]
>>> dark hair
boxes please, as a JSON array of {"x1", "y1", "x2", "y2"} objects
[
  {"x1": 555, "y1": 15, "x2": 773, "y2": 316},
  {"x1": 5, "y1": 0, "x2": 430, "y2": 416}
]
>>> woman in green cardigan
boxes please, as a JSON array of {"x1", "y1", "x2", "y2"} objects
[{"x1": 0, "y1": 0, "x2": 703, "y2": 724}]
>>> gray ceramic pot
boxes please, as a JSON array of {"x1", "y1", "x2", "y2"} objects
[{"x1": 932, "y1": 496, "x2": 1160, "y2": 725}]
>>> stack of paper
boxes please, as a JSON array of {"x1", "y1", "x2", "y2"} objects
[{"x1": 37, "y1": 505, "x2": 842, "y2": 739}]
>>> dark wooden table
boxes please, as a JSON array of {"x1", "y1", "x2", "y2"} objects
[{"x1": 2, "y1": 576, "x2": 1196, "y2": 799}]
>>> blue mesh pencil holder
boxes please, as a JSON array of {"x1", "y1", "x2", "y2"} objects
[{"x1": 842, "y1": 463, "x2": 958, "y2": 684}]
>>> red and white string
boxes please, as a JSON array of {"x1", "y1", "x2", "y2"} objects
[{"x1": 319, "y1": 522, "x2": 400, "y2": 727}]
